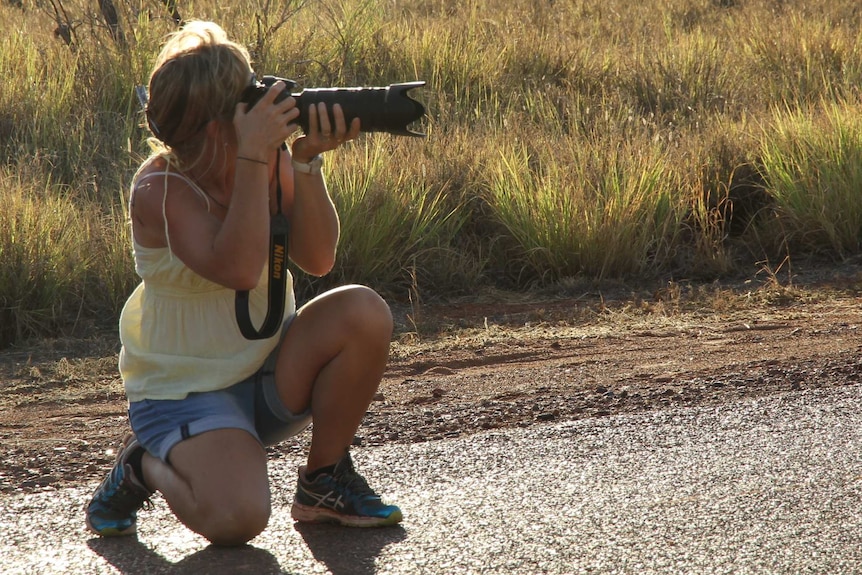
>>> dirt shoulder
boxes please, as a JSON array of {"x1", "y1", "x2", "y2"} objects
[{"x1": 1, "y1": 262, "x2": 860, "y2": 494}]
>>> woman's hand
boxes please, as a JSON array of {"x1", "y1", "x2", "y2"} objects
[
  {"x1": 291, "y1": 102, "x2": 361, "y2": 162},
  {"x1": 233, "y1": 81, "x2": 300, "y2": 161}
]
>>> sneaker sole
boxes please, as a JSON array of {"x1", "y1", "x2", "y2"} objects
[
  {"x1": 85, "y1": 515, "x2": 137, "y2": 537},
  {"x1": 290, "y1": 502, "x2": 403, "y2": 527}
]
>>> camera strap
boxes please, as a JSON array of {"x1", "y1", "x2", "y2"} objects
[{"x1": 234, "y1": 146, "x2": 289, "y2": 340}]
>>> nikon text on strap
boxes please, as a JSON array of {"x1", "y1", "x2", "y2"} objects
[{"x1": 235, "y1": 147, "x2": 289, "y2": 340}]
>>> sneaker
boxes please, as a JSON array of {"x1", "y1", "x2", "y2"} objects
[
  {"x1": 291, "y1": 451, "x2": 402, "y2": 527},
  {"x1": 85, "y1": 434, "x2": 153, "y2": 537}
]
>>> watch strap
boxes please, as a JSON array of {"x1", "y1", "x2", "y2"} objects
[{"x1": 291, "y1": 154, "x2": 323, "y2": 175}]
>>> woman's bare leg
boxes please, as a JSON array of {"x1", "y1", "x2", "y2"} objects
[
  {"x1": 139, "y1": 283, "x2": 392, "y2": 540},
  {"x1": 141, "y1": 428, "x2": 271, "y2": 545},
  {"x1": 273, "y1": 284, "x2": 393, "y2": 470}
]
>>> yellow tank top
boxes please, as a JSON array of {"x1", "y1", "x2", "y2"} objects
[{"x1": 119, "y1": 169, "x2": 295, "y2": 402}]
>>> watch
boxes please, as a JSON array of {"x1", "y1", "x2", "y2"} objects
[{"x1": 292, "y1": 154, "x2": 323, "y2": 175}]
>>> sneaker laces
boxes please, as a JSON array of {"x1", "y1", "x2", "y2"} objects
[
  {"x1": 98, "y1": 466, "x2": 154, "y2": 513},
  {"x1": 107, "y1": 487, "x2": 154, "y2": 513},
  {"x1": 333, "y1": 460, "x2": 380, "y2": 499}
]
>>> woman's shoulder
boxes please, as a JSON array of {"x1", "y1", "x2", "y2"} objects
[
  {"x1": 130, "y1": 156, "x2": 209, "y2": 248},
  {"x1": 134, "y1": 156, "x2": 186, "y2": 187},
  {"x1": 132, "y1": 156, "x2": 206, "y2": 207}
]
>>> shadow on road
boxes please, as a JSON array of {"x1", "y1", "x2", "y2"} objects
[
  {"x1": 294, "y1": 523, "x2": 407, "y2": 575},
  {"x1": 87, "y1": 536, "x2": 290, "y2": 574}
]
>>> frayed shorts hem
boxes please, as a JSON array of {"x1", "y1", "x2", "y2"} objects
[{"x1": 151, "y1": 413, "x2": 257, "y2": 462}]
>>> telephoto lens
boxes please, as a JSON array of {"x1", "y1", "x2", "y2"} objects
[{"x1": 242, "y1": 76, "x2": 427, "y2": 137}]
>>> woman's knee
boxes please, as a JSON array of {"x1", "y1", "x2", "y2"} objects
[
  {"x1": 341, "y1": 285, "x2": 393, "y2": 336},
  {"x1": 195, "y1": 493, "x2": 271, "y2": 546}
]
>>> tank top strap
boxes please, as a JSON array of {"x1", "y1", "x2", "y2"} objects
[{"x1": 135, "y1": 169, "x2": 212, "y2": 255}]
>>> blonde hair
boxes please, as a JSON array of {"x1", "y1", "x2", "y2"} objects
[{"x1": 144, "y1": 21, "x2": 252, "y2": 166}]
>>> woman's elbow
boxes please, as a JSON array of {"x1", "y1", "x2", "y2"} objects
[
  {"x1": 232, "y1": 274, "x2": 261, "y2": 291},
  {"x1": 224, "y1": 259, "x2": 266, "y2": 291},
  {"x1": 299, "y1": 252, "x2": 337, "y2": 277},
  {"x1": 304, "y1": 260, "x2": 336, "y2": 278}
]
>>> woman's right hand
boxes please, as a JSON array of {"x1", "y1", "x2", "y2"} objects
[{"x1": 233, "y1": 81, "x2": 300, "y2": 161}]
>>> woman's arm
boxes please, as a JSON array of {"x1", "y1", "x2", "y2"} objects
[
  {"x1": 283, "y1": 102, "x2": 360, "y2": 276},
  {"x1": 136, "y1": 82, "x2": 301, "y2": 291}
]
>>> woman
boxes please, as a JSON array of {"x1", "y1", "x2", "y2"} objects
[{"x1": 85, "y1": 21, "x2": 401, "y2": 545}]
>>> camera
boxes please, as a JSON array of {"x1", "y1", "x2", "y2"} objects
[{"x1": 241, "y1": 75, "x2": 427, "y2": 137}]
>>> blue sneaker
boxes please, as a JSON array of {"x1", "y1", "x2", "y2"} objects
[
  {"x1": 291, "y1": 451, "x2": 402, "y2": 527},
  {"x1": 85, "y1": 434, "x2": 153, "y2": 536}
]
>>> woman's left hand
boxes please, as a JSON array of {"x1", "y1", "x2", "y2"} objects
[{"x1": 291, "y1": 102, "x2": 361, "y2": 162}]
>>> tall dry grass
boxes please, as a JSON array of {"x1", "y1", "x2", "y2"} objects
[{"x1": 1, "y1": 0, "x2": 862, "y2": 346}]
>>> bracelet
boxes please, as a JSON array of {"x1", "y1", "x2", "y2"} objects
[{"x1": 237, "y1": 156, "x2": 268, "y2": 166}]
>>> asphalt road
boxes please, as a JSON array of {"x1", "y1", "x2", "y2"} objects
[{"x1": 4, "y1": 383, "x2": 862, "y2": 574}]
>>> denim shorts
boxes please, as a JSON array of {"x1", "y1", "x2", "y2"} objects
[{"x1": 128, "y1": 318, "x2": 311, "y2": 463}]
